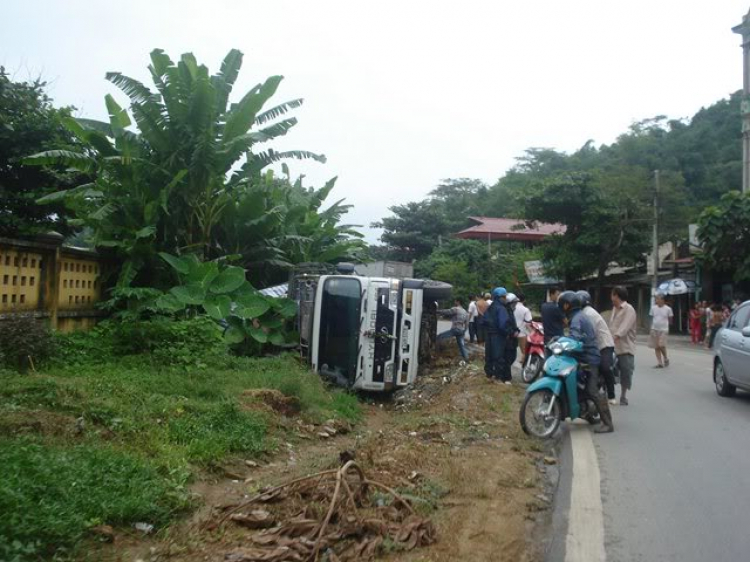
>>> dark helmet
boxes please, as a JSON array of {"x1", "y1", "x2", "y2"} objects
[
  {"x1": 576, "y1": 290, "x2": 592, "y2": 308},
  {"x1": 558, "y1": 290, "x2": 582, "y2": 312}
]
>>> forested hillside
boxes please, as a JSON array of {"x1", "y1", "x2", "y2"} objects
[{"x1": 374, "y1": 91, "x2": 743, "y2": 294}]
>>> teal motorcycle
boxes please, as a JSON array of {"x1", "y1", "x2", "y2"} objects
[{"x1": 519, "y1": 336, "x2": 600, "y2": 438}]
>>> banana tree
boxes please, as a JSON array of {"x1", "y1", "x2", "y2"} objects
[
  {"x1": 24, "y1": 48, "x2": 325, "y2": 287},
  {"x1": 216, "y1": 171, "x2": 367, "y2": 287}
]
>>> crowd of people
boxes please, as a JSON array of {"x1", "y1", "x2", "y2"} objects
[
  {"x1": 689, "y1": 299, "x2": 742, "y2": 349},
  {"x1": 437, "y1": 288, "x2": 740, "y2": 400},
  {"x1": 437, "y1": 285, "x2": 645, "y2": 435},
  {"x1": 436, "y1": 285, "x2": 745, "y2": 438}
]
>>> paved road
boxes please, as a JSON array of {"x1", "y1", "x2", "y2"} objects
[{"x1": 595, "y1": 343, "x2": 750, "y2": 562}]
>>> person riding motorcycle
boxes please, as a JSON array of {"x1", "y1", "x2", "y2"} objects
[
  {"x1": 576, "y1": 290, "x2": 617, "y2": 405},
  {"x1": 558, "y1": 291, "x2": 614, "y2": 433}
]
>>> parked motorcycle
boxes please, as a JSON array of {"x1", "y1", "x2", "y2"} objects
[
  {"x1": 521, "y1": 321, "x2": 545, "y2": 383},
  {"x1": 519, "y1": 336, "x2": 600, "y2": 438}
]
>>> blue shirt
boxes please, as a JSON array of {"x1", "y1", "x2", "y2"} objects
[
  {"x1": 486, "y1": 299, "x2": 510, "y2": 336},
  {"x1": 569, "y1": 309, "x2": 601, "y2": 366}
]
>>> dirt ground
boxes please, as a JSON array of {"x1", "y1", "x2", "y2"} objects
[{"x1": 99, "y1": 351, "x2": 557, "y2": 562}]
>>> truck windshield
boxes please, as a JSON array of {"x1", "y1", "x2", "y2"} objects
[{"x1": 318, "y1": 278, "x2": 362, "y2": 385}]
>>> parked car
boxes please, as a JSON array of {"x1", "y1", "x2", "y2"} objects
[{"x1": 713, "y1": 300, "x2": 750, "y2": 397}]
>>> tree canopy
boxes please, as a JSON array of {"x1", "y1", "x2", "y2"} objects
[
  {"x1": 372, "y1": 92, "x2": 741, "y2": 293},
  {"x1": 24, "y1": 49, "x2": 364, "y2": 292},
  {"x1": 372, "y1": 178, "x2": 488, "y2": 261},
  {"x1": 21, "y1": 49, "x2": 365, "y2": 346},
  {"x1": 0, "y1": 69, "x2": 81, "y2": 237},
  {"x1": 697, "y1": 190, "x2": 750, "y2": 283}
]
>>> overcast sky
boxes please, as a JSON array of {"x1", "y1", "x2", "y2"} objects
[{"x1": 2, "y1": 1, "x2": 748, "y2": 242}]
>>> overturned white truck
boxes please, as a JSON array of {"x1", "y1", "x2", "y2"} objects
[{"x1": 289, "y1": 265, "x2": 452, "y2": 392}]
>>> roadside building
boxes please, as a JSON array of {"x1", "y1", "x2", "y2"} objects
[{"x1": 455, "y1": 217, "x2": 565, "y2": 256}]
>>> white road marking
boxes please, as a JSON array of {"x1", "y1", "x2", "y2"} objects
[{"x1": 565, "y1": 424, "x2": 607, "y2": 562}]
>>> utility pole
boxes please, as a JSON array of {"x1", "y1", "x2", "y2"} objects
[
  {"x1": 652, "y1": 170, "x2": 660, "y2": 298},
  {"x1": 733, "y1": 8, "x2": 750, "y2": 193}
]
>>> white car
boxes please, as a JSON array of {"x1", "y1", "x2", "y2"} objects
[{"x1": 713, "y1": 301, "x2": 750, "y2": 397}]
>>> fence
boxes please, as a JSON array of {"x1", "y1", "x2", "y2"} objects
[{"x1": 0, "y1": 234, "x2": 108, "y2": 332}]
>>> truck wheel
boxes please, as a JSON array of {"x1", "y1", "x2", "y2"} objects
[{"x1": 422, "y1": 280, "x2": 452, "y2": 301}]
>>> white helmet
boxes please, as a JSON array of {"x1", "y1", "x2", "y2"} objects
[{"x1": 506, "y1": 292, "x2": 518, "y2": 303}]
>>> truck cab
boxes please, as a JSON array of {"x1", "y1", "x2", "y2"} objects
[{"x1": 292, "y1": 271, "x2": 450, "y2": 392}]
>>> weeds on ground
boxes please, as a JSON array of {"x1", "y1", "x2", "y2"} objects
[
  {"x1": 0, "y1": 439, "x2": 191, "y2": 561},
  {"x1": 0, "y1": 332, "x2": 361, "y2": 560},
  {"x1": 1, "y1": 355, "x2": 359, "y2": 461}
]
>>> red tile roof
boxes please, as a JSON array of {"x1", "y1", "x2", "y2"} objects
[{"x1": 455, "y1": 217, "x2": 565, "y2": 242}]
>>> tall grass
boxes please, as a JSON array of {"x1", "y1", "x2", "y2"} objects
[{"x1": 0, "y1": 348, "x2": 360, "y2": 560}]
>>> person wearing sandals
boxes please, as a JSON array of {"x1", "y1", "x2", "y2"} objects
[
  {"x1": 609, "y1": 286, "x2": 637, "y2": 406},
  {"x1": 648, "y1": 294, "x2": 674, "y2": 369}
]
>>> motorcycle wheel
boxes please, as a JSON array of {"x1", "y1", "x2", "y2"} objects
[
  {"x1": 522, "y1": 354, "x2": 543, "y2": 384},
  {"x1": 520, "y1": 389, "x2": 561, "y2": 438}
]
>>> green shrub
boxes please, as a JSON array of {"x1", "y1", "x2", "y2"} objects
[
  {"x1": 53, "y1": 317, "x2": 228, "y2": 369},
  {"x1": 0, "y1": 315, "x2": 55, "y2": 372},
  {"x1": 109, "y1": 317, "x2": 228, "y2": 367},
  {"x1": 329, "y1": 391, "x2": 363, "y2": 423},
  {"x1": 0, "y1": 440, "x2": 190, "y2": 561},
  {"x1": 52, "y1": 326, "x2": 115, "y2": 367},
  {"x1": 167, "y1": 402, "x2": 267, "y2": 463}
]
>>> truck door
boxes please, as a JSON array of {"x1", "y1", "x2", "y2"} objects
[{"x1": 312, "y1": 276, "x2": 363, "y2": 387}]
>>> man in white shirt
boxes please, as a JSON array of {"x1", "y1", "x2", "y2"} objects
[
  {"x1": 648, "y1": 294, "x2": 674, "y2": 368},
  {"x1": 467, "y1": 295, "x2": 479, "y2": 343},
  {"x1": 513, "y1": 293, "x2": 533, "y2": 365}
]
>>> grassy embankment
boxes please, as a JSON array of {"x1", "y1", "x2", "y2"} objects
[{"x1": 0, "y1": 320, "x2": 360, "y2": 561}]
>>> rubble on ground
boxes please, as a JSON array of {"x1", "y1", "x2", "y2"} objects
[{"x1": 211, "y1": 461, "x2": 436, "y2": 561}]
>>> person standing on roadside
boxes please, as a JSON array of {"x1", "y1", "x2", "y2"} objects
[
  {"x1": 577, "y1": 291, "x2": 617, "y2": 405},
  {"x1": 437, "y1": 299, "x2": 469, "y2": 363},
  {"x1": 722, "y1": 302, "x2": 732, "y2": 323},
  {"x1": 707, "y1": 304, "x2": 724, "y2": 349},
  {"x1": 484, "y1": 288, "x2": 513, "y2": 383},
  {"x1": 467, "y1": 295, "x2": 479, "y2": 344},
  {"x1": 476, "y1": 292, "x2": 491, "y2": 344},
  {"x1": 513, "y1": 293, "x2": 532, "y2": 366},
  {"x1": 504, "y1": 294, "x2": 521, "y2": 382},
  {"x1": 609, "y1": 286, "x2": 637, "y2": 406},
  {"x1": 689, "y1": 302, "x2": 703, "y2": 345},
  {"x1": 648, "y1": 294, "x2": 674, "y2": 368},
  {"x1": 703, "y1": 301, "x2": 712, "y2": 344},
  {"x1": 541, "y1": 286, "x2": 565, "y2": 354}
]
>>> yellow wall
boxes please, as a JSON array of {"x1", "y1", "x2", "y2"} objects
[
  {"x1": 0, "y1": 250, "x2": 43, "y2": 311},
  {"x1": 58, "y1": 257, "x2": 101, "y2": 310},
  {"x1": 1, "y1": 241, "x2": 107, "y2": 332},
  {"x1": 57, "y1": 316, "x2": 100, "y2": 333}
]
